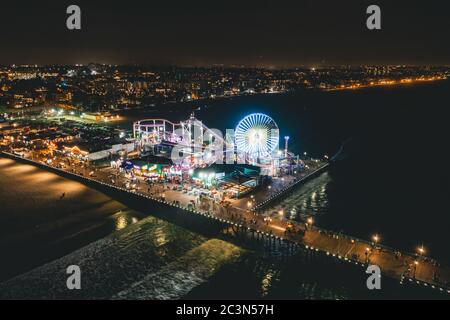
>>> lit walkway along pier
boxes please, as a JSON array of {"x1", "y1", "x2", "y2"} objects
[{"x1": 2, "y1": 151, "x2": 450, "y2": 295}]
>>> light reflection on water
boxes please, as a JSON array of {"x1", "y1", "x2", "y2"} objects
[
  {"x1": 266, "y1": 172, "x2": 331, "y2": 223},
  {"x1": 113, "y1": 211, "x2": 140, "y2": 231},
  {"x1": 261, "y1": 270, "x2": 275, "y2": 298},
  {"x1": 115, "y1": 214, "x2": 128, "y2": 231}
]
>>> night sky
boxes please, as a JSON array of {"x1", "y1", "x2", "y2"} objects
[{"x1": 1, "y1": 0, "x2": 450, "y2": 66}]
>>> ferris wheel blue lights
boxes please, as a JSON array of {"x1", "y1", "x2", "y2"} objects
[{"x1": 235, "y1": 113, "x2": 279, "y2": 158}]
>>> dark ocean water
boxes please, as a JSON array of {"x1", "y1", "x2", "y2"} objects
[{"x1": 2, "y1": 81, "x2": 449, "y2": 299}]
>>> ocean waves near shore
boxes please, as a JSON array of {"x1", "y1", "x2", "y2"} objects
[{"x1": 0, "y1": 214, "x2": 244, "y2": 300}]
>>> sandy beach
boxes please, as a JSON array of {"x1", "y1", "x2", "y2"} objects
[{"x1": 0, "y1": 157, "x2": 143, "y2": 281}]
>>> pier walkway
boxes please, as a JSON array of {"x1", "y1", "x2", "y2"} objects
[{"x1": 2, "y1": 151, "x2": 449, "y2": 295}]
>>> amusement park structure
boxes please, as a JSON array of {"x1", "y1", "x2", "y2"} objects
[
  {"x1": 133, "y1": 112, "x2": 297, "y2": 176},
  {"x1": 133, "y1": 113, "x2": 233, "y2": 165},
  {"x1": 134, "y1": 113, "x2": 222, "y2": 145},
  {"x1": 235, "y1": 113, "x2": 279, "y2": 162}
]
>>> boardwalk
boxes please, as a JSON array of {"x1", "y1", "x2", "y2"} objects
[{"x1": 2, "y1": 151, "x2": 450, "y2": 295}]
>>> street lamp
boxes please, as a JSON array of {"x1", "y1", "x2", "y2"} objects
[
  {"x1": 305, "y1": 217, "x2": 313, "y2": 230},
  {"x1": 247, "y1": 201, "x2": 252, "y2": 209},
  {"x1": 372, "y1": 234, "x2": 379, "y2": 245},
  {"x1": 417, "y1": 245, "x2": 425, "y2": 257}
]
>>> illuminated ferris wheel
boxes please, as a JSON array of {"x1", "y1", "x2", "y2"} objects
[{"x1": 235, "y1": 113, "x2": 279, "y2": 158}]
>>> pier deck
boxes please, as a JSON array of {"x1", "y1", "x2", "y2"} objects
[{"x1": 2, "y1": 151, "x2": 449, "y2": 295}]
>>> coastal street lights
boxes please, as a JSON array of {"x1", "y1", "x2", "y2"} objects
[
  {"x1": 417, "y1": 245, "x2": 425, "y2": 256},
  {"x1": 372, "y1": 234, "x2": 380, "y2": 248},
  {"x1": 305, "y1": 217, "x2": 313, "y2": 230}
]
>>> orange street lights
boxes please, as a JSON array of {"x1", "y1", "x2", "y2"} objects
[
  {"x1": 305, "y1": 217, "x2": 313, "y2": 230},
  {"x1": 278, "y1": 209, "x2": 284, "y2": 220},
  {"x1": 417, "y1": 245, "x2": 425, "y2": 258},
  {"x1": 372, "y1": 234, "x2": 380, "y2": 247},
  {"x1": 417, "y1": 244, "x2": 425, "y2": 259}
]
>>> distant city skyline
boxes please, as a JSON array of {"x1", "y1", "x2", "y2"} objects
[{"x1": 2, "y1": 0, "x2": 450, "y2": 66}]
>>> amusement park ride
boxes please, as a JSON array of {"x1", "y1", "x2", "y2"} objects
[
  {"x1": 133, "y1": 113, "x2": 231, "y2": 162},
  {"x1": 133, "y1": 112, "x2": 297, "y2": 176},
  {"x1": 234, "y1": 113, "x2": 280, "y2": 163},
  {"x1": 133, "y1": 113, "x2": 227, "y2": 148}
]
